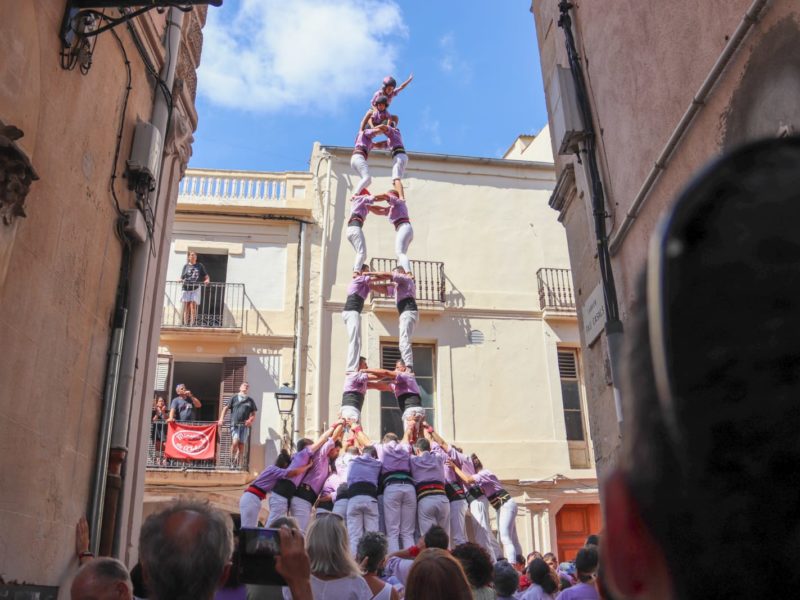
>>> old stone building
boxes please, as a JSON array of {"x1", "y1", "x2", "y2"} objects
[
  {"x1": 530, "y1": 0, "x2": 800, "y2": 472},
  {"x1": 0, "y1": 3, "x2": 212, "y2": 592}
]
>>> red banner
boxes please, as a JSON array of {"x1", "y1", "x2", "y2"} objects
[{"x1": 165, "y1": 422, "x2": 217, "y2": 460}]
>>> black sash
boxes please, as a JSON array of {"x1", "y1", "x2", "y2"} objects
[
  {"x1": 344, "y1": 294, "x2": 366, "y2": 313},
  {"x1": 397, "y1": 296, "x2": 418, "y2": 314},
  {"x1": 273, "y1": 478, "x2": 297, "y2": 500},
  {"x1": 397, "y1": 393, "x2": 421, "y2": 413},
  {"x1": 342, "y1": 391, "x2": 365, "y2": 410},
  {"x1": 349, "y1": 481, "x2": 378, "y2": 499}
]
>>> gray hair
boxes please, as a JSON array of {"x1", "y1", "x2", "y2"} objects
[
  {"x1": 139, "y1": 499, "x2": 233, "y2": 600},
  {"x1": 306, "y1": 514, "x2": 362, "y2": 578},
  {"x1": 493, "y1": 559, "x2": 520, "y2": 597},
  {"x1": 72, "y1": 557, "x2": 133, "y2": 597},
  {"x1": 357, "y1": 531, "x2": 388, "y2": 573}
]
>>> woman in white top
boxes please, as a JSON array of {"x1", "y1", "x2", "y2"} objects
[
  {"x1": 356, "y1": 531, "x2": 399, "y2": 600},
  {"x1": 282, "y1": 514, "x2": 372, "y2": 600}
]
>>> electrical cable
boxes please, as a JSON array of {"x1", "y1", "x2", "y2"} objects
[
  {"x1": 108, "y1": 27, "x2": 133, "y2": 231},
  {"x1": 557, "y1": 1, "x2": 620, "y2": 323}
]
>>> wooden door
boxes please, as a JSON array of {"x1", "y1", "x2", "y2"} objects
[{"x1": 555, "y1": 503, "x2": 602, "y2": 562}]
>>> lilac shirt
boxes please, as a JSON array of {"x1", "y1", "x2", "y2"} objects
[
  {"x1": 410, "y1": 445, "x2": 446, "y2": 484},
  {"x1": 252, "y1": 465, "x2": 289, "y2": 492},
  {"x1": 336, "y1": 452, "x2": 356, "y2": 478},
  {"x1": 387, "y1": 196, "x2": 410, "y2": 225},
  {"x1": 349, "y1": 194, "x2": 374, "y2": 221},
  {"x1": 554, "y1": 583, "x2": 599, "y2": 600},
  {"x1": 384, "y1": 125, "x2": 405, "y2": 151},
  {"x1": 300, "y1": 438, "x2": 335, "y2": 494},
  {"x1": 393, "y1": 371, "x2": 420, "y2": 397},
  {"x1": 321, "y1": 472, "x2": 342, "y2": 500},
  {"x1": 353, "y1": 127, "x2": 380, "y2": 152},
  {"x1": 346, "y1": 275, "x2": 371, "y2": 299},
  {"x1": 473, "y1": 468, "x2": 504, "y2": 497},
  {"x1": 344, "y1": 371, "x2": 369, "y2": 393},
  {"x1": 371, "y1": 88, "x2": 400, "y2": 107},
  {"x1": 347, "y1": 455, "x2": 382, "y2": 486},
  {"x1": 377, "y1": 440, "x2": 412, "y2": 474},
  {"x1": 443, "y1": 446, "x2": 462, "y2": 485},
  {"x1": 286, "y1": 447, "x2": 313, "y2": 486},
  {"x1": 391, "y1": 272, "x2": 416, "y2": 302}
]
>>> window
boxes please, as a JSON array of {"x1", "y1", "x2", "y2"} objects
[
  {"x1": 379, "y1": 344, "x2": 435, "y2": 438},
  {"x1": 559, "y1": 349, "x2": 591, "y2": 469},
  {"x1": 558, "y1": 349, "x2": 584, "y2": 441}
]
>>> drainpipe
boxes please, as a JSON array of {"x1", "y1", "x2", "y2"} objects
[
  {"x1": 97, "y1": 8, "x2": 183, "y2": 555},
  {"x1": 607, "y1": 0, "x2": 769, "y2": 254},
  {"x1": 292, "y1": 221, "x2": 307, "y2": 440},
  {"x1": 313, "y1": 151, "x2": 333, "y2": 435}
]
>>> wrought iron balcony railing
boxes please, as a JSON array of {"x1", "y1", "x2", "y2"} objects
[
  {"x1": 537, "y1": 267, "x2": 576, "y2": 312},
  {"x1": 146, "y1": 420, "x2": 250, "y2": 472},
  {"x1": 369, "y1": 258, "x2": 446, "y2": 304},
  {"x1": 162, "y1": 281, "x2": 245, "y2": 329}
]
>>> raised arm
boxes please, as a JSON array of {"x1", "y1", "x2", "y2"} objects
[
  {"x1": 189, "y1": 392, "x2": 202, "y2": 409},
  {"x1": 426, "y1": 425, "x2": 449, "y2": 452},
  {"x1": 309, "y1": 421, "x2": 340, "y2": 454},
  {"x1": 396, "y1": 73, "x2": 413, "y2": 93},
  {"x1": 447, "y1": 460, "x2": 475, "y2": 485}
]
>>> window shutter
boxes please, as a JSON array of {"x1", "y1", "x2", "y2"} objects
[
  {"x1": 154, "y1": 355, "x2": 172, "y2": 395},
  {"x1": 222, "y1": 357, "x2": 247, "y2": 397},
  {"x1": 557, "y1": 350, "x2": 578, "y2": 379},
  {"x1": 381, "y1": 345, "x2": 402, "y2": 369}
]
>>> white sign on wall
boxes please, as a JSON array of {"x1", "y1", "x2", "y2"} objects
[{"x1": 582, "y1": 283, "x2": 607, "y2": 346}]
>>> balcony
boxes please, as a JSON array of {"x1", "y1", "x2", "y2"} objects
[
  {"x1": 146, "y1": 421, "x2": 250, "y2": 472},
  {"x1": 161, "y1": 281, "x2": 245, "y2": 330},
  {"x1": 369, "y1": 258, "x2": 446, "y2": 307},
  {"x1": 537, "y1": 267, "x2": 576, "y2": 313},
  {"x1": 178, "y1": 168, "x2": 313, "y2": 216}
]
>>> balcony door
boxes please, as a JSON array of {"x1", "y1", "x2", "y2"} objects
[
  {"x1": 172, "y1": 361, "x2": 223, "y2": 421},
  {"x1": 196, "y1": 252, "x2": 228, "y2": 327},
  {"x1": 379, "y1": 344, "x2": 436, "y2": 438}
]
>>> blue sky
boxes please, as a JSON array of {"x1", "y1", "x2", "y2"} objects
[{"x1": 191, "y1": 0, "x2": 548, "y2": 172}]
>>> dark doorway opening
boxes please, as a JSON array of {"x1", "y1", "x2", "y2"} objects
[
  {"x1": 172, "y1": 361, "x2": 223, "y2": 421},
  {"x1": 195, "y1": 253, "x2": 228, "y2": 327}
]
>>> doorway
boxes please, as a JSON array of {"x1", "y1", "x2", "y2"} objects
[
  {"x1": 195, "y1": 253, "x2": 228, "y2": 327},
  {"x1": 555, "y1": 503, "x2": 602, "y2": 562},
  {"x1": 172, "y1": 361, "x2": 223, "y2": 421}
]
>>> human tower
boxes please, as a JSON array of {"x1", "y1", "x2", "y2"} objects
[{"x1": 239, "y1": 76, "x2": 524, "y2": 566}]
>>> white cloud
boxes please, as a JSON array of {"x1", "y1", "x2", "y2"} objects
[
  {"x1": 198, "y1": 0, "x2": 408, "y2": 113},
  {"x1": 438, "y1": 31, "x2": 471, "y2": 82}
]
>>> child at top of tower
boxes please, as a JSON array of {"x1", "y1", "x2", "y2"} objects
[{"x1": 360, "y1": 73, "x2": 413, "y2": 131}]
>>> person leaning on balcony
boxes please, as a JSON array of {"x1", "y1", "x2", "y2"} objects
[
  {"x1": 180, "y1": 250, "x2": 210, "y2": 326},
  {"x1": 218, "y1": 381, "x2": 258, "y2": 468},
  {"x1": 168, "y1": 383, "x2": 202, "y2": 422}
]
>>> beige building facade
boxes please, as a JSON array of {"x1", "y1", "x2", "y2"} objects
[
  {"x1": 149, "y1": 130, "x2": 601, "y2": 559},
  {"x1": 530, "y1": 0, "x2": 800, "y2": 472},
  {"x1": 0, "y1": 3, "x2": 210, "y2": 592}
]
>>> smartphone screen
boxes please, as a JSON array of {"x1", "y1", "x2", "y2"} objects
[{"x1": 238, "y1": 528, "x2": 286, "y2": 586}]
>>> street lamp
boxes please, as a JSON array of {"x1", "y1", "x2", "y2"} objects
[{"x1": 274, "y1": 383, "x2": 297, "y2": 451}]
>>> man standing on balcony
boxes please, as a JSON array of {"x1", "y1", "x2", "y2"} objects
[
  {"x1": 168, "y1": 384, "x2": 202, "y2": 422},
  {"x1": 180, "y1": 251, "x2": 210, "y2": 326},
  {"x1": 218, "y1": 381, "x2": 258, "y2": 468}
]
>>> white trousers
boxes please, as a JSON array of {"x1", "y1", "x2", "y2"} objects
[
  {"x1": 449, "y1": 498, "x2": 468, "y2": 548},
  {"x1": 266, "y1": 493, "x2": 290, "y2": 526},
  {"x1": 382, "y1": 483, "x2": 417, "y2": 553},
  {"x1": 333, "y1": 498, "x2": 349, "y2": 519},
  {"x1": 394, "y1": 222, "x2": 414, "y2": 272},
  {"x1": 498, "y1": 499, "x2": 523, "y2": 560},
  {"x1": 289, "y1": 496, "x2": 313, "y2": 533},
  {"x1": 399, "y1": 310, "x2": 418, "y2": 369},
  {"x1": 392, "y1": 152, "x2": 408, "y2": 181},
  {"x1": 339, "y1": 405, "x2": 361, "y2": 423},
  {"x1": 239, "y1": 491, "x2": 262, "y2": 529},
  {"x1": 378, "y1": 494, "x2": 386, "y2": 533},
  {"x1": 351, "y1": 154, "x2": 371, "y2": 194},
  {"x1": 342, "y1": 310, "x2": 362, "y2": 373},
  {"x1": 470, "y1": 496, "x2": 502, "y2": 561},
  {"x1": 347, "y1": 494, "x2": 380, "y2": 556},
  {"x1": 346, "y1": 225, "x2": 367, "y2": 273},
  {"x1": 417, "y1": 495, "x2": 450, "y2": 540}
]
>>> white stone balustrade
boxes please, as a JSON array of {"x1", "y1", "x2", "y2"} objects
[{"x1": 178, "y1": 168, "x2": 313, "y2": 210}]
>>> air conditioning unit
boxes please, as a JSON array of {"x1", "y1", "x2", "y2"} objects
[{"x1": 547, "y1": 66, "x2": 586, "y2": 155}]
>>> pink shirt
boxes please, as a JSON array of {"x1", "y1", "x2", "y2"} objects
[
  {"x1": 371, "y1": 88, "x2": 400, "y2": 107},
  {"x1": 300, "y1": 438, "x2": 335, "y2": 494},
  {"x1": 347, "y1": 454, "x2": 382, "y2": 486},
  {"x1": 344, "y1": 371, "x2": 369, "y2": 393},
  {"x1": 473, "y1": 468, "x2": 504, "y2": 497},
  {"x1": 377, "y1": 440, "x2": 412, "y2": 474},
  {"x1": 410, "y1": 444, "x2": 446, "y2": 484},
  {"x1": 286, "y1": 447, "x2": 313, "y2": 486},
  {"x1": 392, "y1": 371, "x2": 420, "y2": 397},
  {"x1": 346, "y1": 275, "x2": 372, "y2": 299},
  {"x1": 321, "y1": 472, "x2": 342, "y2": 500},
  {"x1": 391, "y1": 272, "x2": 416, "y2": 302},
  {"x1": 353, "y1": 127, "x2": 381, "y2": 153},
  {"x1": 349, "y1": 194, "x2": 374, "y2": 221},
  {"x1": 387, "y1": 196, "x2": 410, "y2": 225},
  {"x1": 384, "y1": 125, "x2": 405, "y2": 152},
  {"x1": 252, "y1": 465, "x2": 289, "y2": 492}
]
